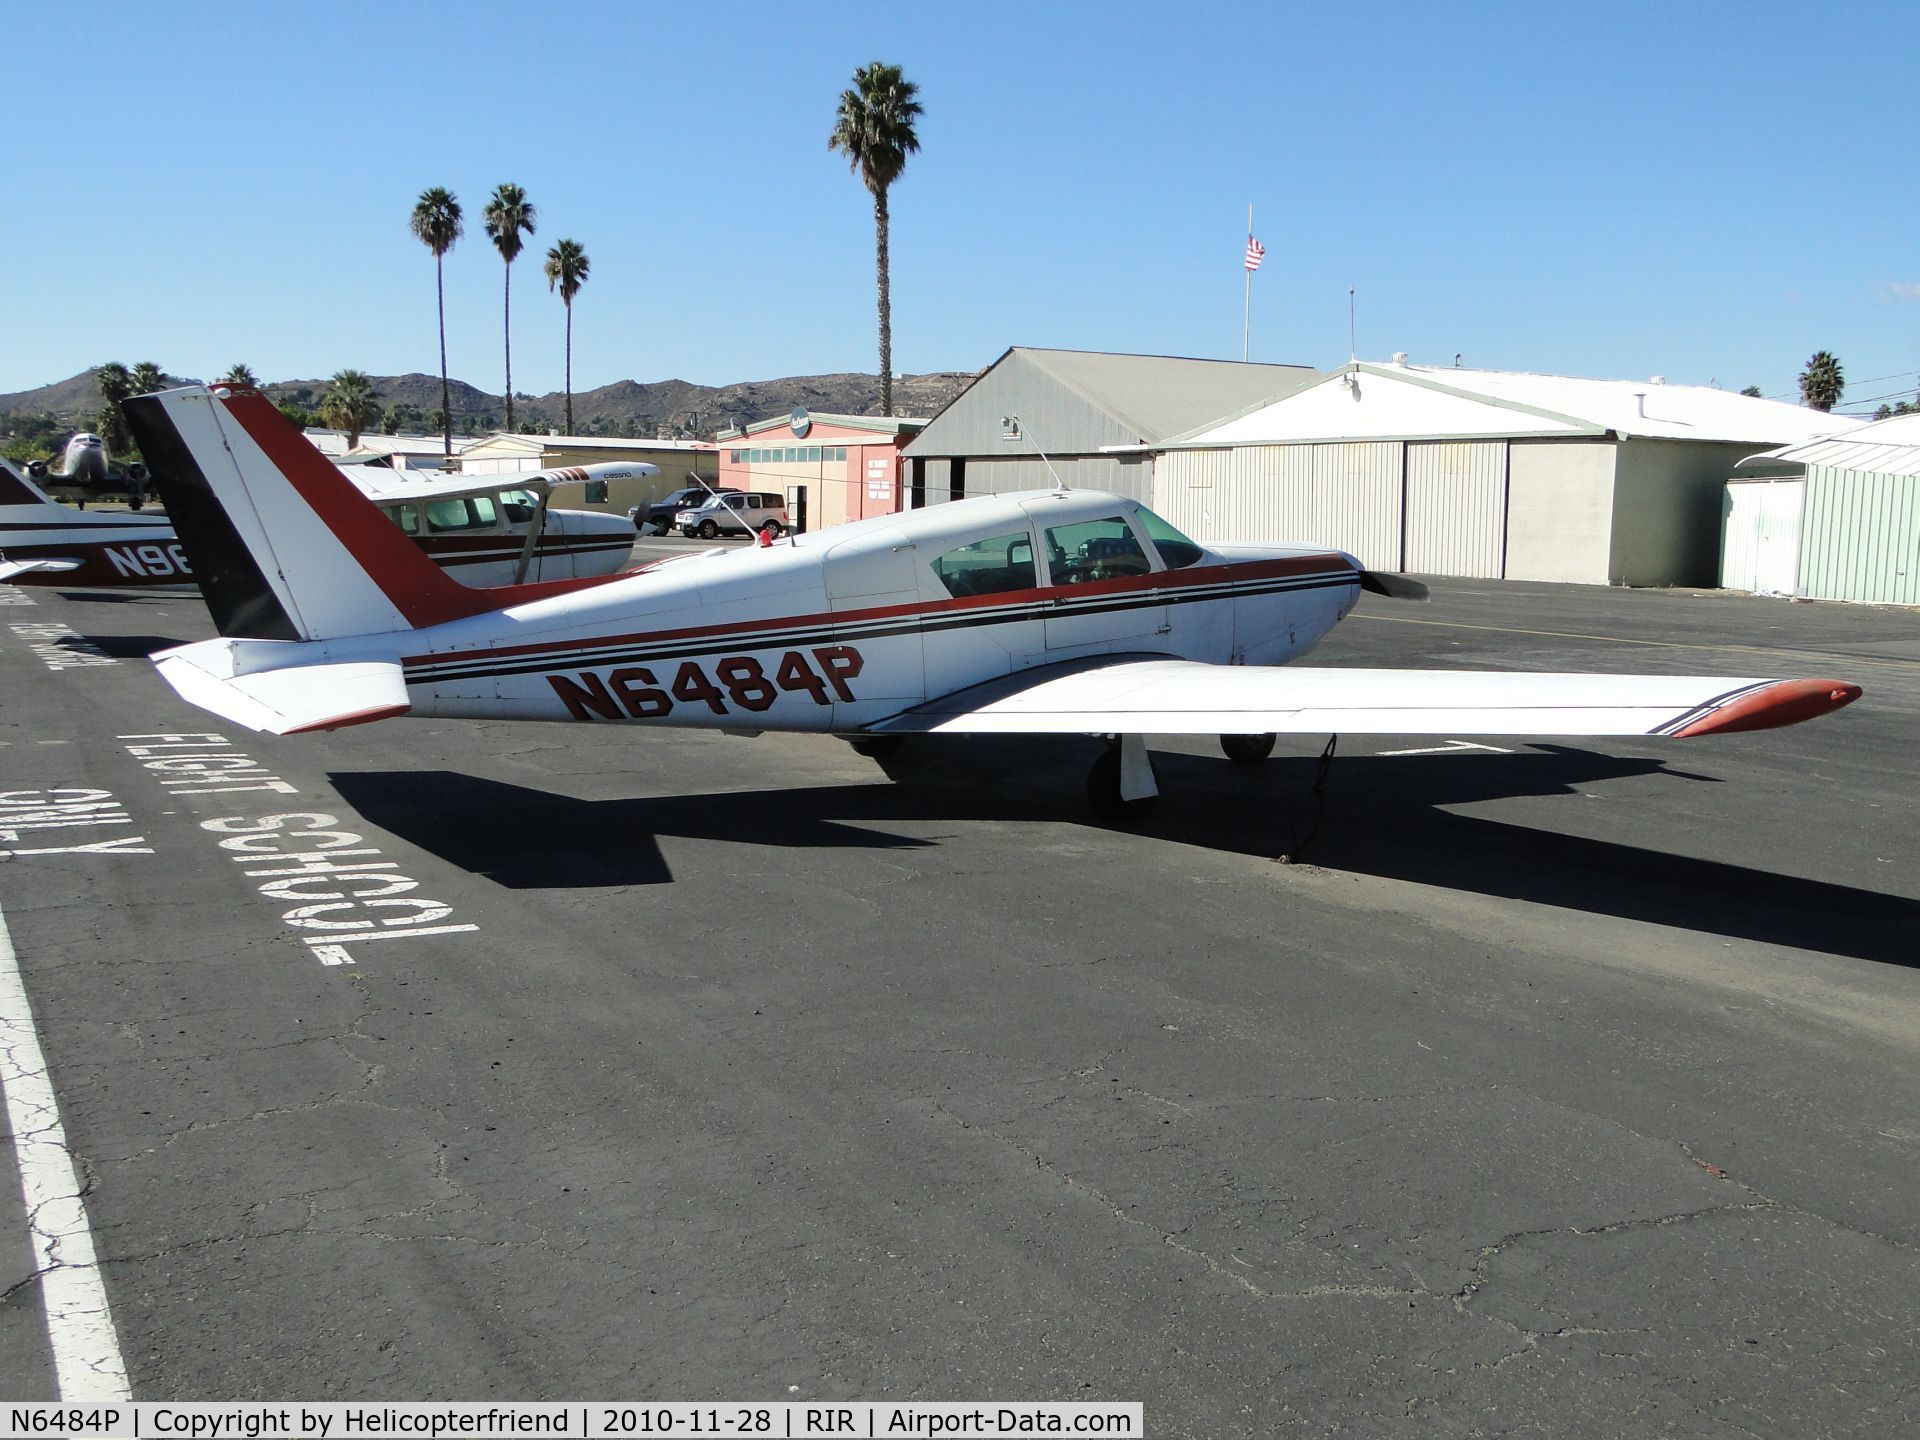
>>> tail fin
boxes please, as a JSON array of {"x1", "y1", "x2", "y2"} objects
[
  {"x1": 0, "y1": 457, "x2": 60, "y2": 510},
  {"x1": 124, "y1": 385, "x2": 614, "y2": 641}
]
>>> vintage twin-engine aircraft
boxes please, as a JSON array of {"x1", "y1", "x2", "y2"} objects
[
  {"x1": 125, "y1": 384, "x2": 1860, "y2": 813},
  {"x1": 0, "y1": 453, "x2": 643, "y2": 589},
  {"x1": 0, "y1": 456, "x2": 182, "y2": 583}
]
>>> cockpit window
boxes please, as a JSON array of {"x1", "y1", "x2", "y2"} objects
[
  {"x1": 930, "y1": 530, "x2": 1038, "y2": 598},
  {"x1": 425, "y1": 495, "x2": 500, "y2": 532},
  {"x1": 1132, "y1": 505, "x2": 1205, "y2": 569},
  {"x1": 1043, "y1": 517, "x2": 1152, "y2": 584},
  {"x1": 498, "y1": 489, "x2": 538, "y2": 523}
]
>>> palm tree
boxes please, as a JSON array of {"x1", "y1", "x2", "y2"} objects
[
  {"x1": 409, "y1": 186, "x2": 464, "y2": 454},
  {"x1": 129, "y1": 362, "x2": 167, "y2": 396},
  {"x1": 828, "y1": 61, "x2": 923, "y2": 417},
  {"x1": 320, "y1": 369, "x2": 383, "y2": 450},
  {"x1": 483, "y1": 183, "x2": 537, "y2": 433},
  {"x1": 94, "y1": 362, "x2": 133, "y2": 456},
  {"x1": 218, "y1": 363, "x2": 259, "y2": 388},
  {"x1": 1799, "y1": 351, "x2": 1844, "y2": 412},
  {"x1": 543, "y1": 239, "x2": 590, "y2": 434}
]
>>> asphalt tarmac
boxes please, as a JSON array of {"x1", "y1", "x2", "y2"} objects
[{"x1": 0, "y1": 559, "x2": 1914, "y2": 1437}]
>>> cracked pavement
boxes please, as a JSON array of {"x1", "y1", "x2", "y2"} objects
[{"x1": 0, "y1": 577, "x2": 1915, "y2": 1434}]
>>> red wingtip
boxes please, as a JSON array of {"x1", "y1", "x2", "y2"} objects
[
  {"x1": 283, "y1": 703, "x2": 414, "y2": 735},
  {"x1": 1673, "y1": 679, "x2": 1863, "y2": 737}
]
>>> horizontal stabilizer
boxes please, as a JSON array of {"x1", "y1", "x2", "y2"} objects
[
  {"x1": 0, "y1": 557, "x2": 82, "y2": 580},
  {"x1": 152, "y1": 638, "x2": 411, "y2": 735},
  {"x1": 869, "y1": 657, "x2": 1861, "y2": 739}
]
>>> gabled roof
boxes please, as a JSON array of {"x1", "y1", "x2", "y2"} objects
[
  {"x1": 461, "y1": 432, "x2": 712, "y2": 454},
  {"x1": 718, "y1": 411, "x2": 925, "y2": 441},
  {"x1": 1011, "y1": 347, "x2": 1316, "y2": 442},
  {"x1": 1168, "y1": 361, "x2": 1864, "y2": 448},
  {"x1": 1746, "y1": 409, "x2": 1920, "y2": 476},
  {"x1": 305, "y1": 429, "x2": 473, "y2": 459}
]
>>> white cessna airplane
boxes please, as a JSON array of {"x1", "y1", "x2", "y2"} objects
[
  {"x1": 125, "y1": 385, "x2": 1860, "y2": 814},
  {"x1": 0, "y1": 453, "x2": 642, "y2": 589}
]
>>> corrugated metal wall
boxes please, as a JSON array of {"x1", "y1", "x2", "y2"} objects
[
  {"x1": 1157, "y1": 439, "x2": 1575, "y2": 577},
  {"x1": 1720, "y1": 480, "x2": 1804, "y2": 594},
  {"x1": 1311, "y1": 442, "x2": 1401, "y2": 569},
  {"x1": 1405, "y1": 441, "x2": 1506, "y2": 577},
  {"x1": 1799, "y1": 466, "x2": 1920, "y2": 604},
  {"x1": 1156, "y1": 442, "x2": 1402, "y2": 569},
  {"x1": 1156, "y1": 445, "x2": 1315, "y2": 539},
  {"x1": 962, "y1": 456, "x2": 1148, "y2": 501}
]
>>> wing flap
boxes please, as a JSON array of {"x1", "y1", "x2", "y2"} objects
[
  {"x1": 872, "y1": 658, "x2": 1860, "y2": 738},
  {"x1": 153, "y1": 638, "x2": 411, "y2": 735}
]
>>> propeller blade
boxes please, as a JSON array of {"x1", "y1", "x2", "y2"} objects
[{"x1": 1360, "y1": 570, "x2": 1429, "y2": 601}]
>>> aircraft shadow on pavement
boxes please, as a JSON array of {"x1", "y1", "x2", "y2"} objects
[
  {"x1": 66, "y1": 633, "x2": 184, "y2": 658},
  {"x1": 332, "y1": 745, "x2": 1919, "y2": 967},
  {"x1": 329, "y1": 769, "x2": 942, "y2": 890},
  {"x1": 54, "y1": 590, "x2": 177, "y2": 606},
  {"x1": 1136, "y1": 744, "x2": 1918, "y2": 969}
]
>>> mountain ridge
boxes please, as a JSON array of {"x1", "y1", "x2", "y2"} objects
[{"x1": 0, "y1": 367, "x2": 978, "y2": 439}]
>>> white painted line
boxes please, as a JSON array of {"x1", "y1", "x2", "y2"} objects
[
  {"x1": 302, "y1": 923, "x2": 481, "y2": 946},
  {"x1": 0, "y1": 904, "x2": 131, "y2": 1401},
  {"x1": 1377, "y1": 739, "x2": 1515, "y2": 757}
]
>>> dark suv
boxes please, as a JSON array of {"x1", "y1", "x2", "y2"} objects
[{"x1": 632, "y1": 485, "x2": 739, "y2": 535}]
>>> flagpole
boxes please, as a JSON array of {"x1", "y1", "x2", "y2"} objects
[{"x1": 1241, "y1": 203, "x2": 1253, "y2": 362}]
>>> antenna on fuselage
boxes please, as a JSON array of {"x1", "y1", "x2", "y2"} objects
[{"x1": 1003, "y1": 414, "x2": 1068, "y2": 493}]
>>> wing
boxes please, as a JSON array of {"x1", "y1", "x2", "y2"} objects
[{"x1": 870, "y1": 656, "x2": 1860, "y2": 739}]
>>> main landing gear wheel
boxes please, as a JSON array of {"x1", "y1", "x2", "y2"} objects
[
  {"x1": 848, "y1": 734, "x2": 904, "y2": 759},
  {"x1": 1220, "y1": 732, "x2": 1277, "y2": 764},
  {"x1": 1087, "y1": 736, "x2": 1159, "y2": 821}
]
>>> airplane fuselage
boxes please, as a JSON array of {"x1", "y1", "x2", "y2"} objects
[
  {"x1": 60, "y1": 433, "x2": 109, "y2": 485},
  {"x1": 308, "y1": 491, "x2": 1364, "y2": 734},
  {"x1": 0, "y1": 462, "x2": 637, "y2": 589}
]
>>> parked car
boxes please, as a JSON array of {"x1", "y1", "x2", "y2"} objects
[
  {"x1": 676, "y1": 490, "x2": 789, "y2": 540},
  {"x1": 631, "y1": 485, "x2": 740, "y2": 535}
]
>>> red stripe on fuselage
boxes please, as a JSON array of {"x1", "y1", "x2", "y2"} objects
[{"x1": 398, "y1": 553, "x2": 1355, "y2": 670}]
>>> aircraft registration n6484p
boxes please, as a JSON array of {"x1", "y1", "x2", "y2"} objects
[{"x1": 125, "y1": 384, "x2": 1861, "y2": 814}]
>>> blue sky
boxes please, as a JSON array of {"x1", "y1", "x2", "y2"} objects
[{"x1": 5, "y1": 1, "x2": 1917, "y2": 414}]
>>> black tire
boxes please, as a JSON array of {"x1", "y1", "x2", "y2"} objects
[
  {"x1": 760, "y1": 520, "x2": 784, "y2": 540},
  {"x1": 1086, "y1": 747, "x2": 1158, "y2": 821},
  {"x1": 698, "y1": 519, "x2": 720, "y2": 540},
  {"x1": 1220, "y1": 733, "x2": 1277, "y2": 764},
  {"x1": 848, "y1": 734, "x2": 904, "y2": 759}
]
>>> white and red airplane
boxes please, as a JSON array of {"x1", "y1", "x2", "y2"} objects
[
  {"x1": 0, "y1": 453, "x2": 642, "y2": 589},
  {"x1": 124, "y1": 384, "x2": 1860, "y2": 814}
]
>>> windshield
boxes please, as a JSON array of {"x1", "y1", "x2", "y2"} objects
[{"x1": 1132, "y1": 505, "x2": 1205, "y2": 569}]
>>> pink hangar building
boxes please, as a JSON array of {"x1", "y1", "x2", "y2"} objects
[{"x1": 713, "y1": 408, "x2": 925, "y2": 533}]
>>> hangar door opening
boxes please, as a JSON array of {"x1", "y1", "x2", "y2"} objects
[{"x1": 1405, "y1": 441, "x2": 1507, "y2": 578}]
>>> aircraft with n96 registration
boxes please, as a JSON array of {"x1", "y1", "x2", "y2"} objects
[
  {"x1": 125, "y1": 384, "x2": 1861, "y2": 816},
  {"x1": 0, "y1": 453, "x2": 647, "y2": 590}
]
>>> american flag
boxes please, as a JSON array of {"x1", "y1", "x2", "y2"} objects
[{"x1": 1244, "y1": 235, "x2": 1266, "y2": 272}]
